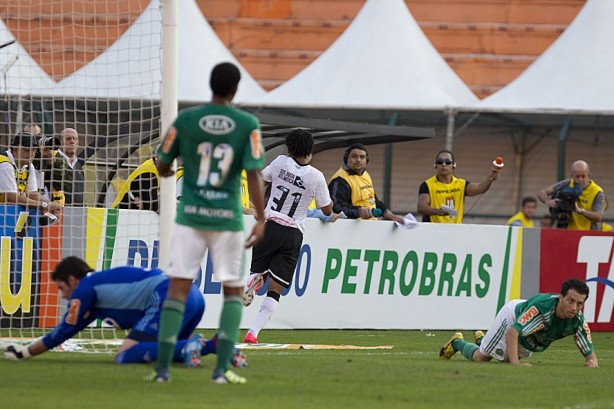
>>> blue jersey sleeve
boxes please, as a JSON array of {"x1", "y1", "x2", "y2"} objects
[{"x1": 42, "y1": 285, "x2": 97, "y2": 350}]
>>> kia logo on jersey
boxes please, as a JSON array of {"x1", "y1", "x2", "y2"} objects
[{"x1": 199, "y1": 115, "x2": 236, "y2": 135}]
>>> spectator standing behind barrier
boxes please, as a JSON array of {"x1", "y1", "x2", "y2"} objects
[
  {"x1": 111, "y1": 147, "x2": 183, "y2": 212},
  {"x1": 506, "y1": 196, "x2": 537, "y2": 227},
  {"x1": 328, "y1": 143, "x2": 405, "y2": 224},
  {"x1": 56, "y1": 128, "x2": 85, "y2": 206},
  {"x1": 540, "y1": 214, "x2": 553, "y2": 229},
  {"x1": 23, "y1": 124, "x2": 49, "y2": 201},
  {"x1": 537, "y1": 160, "x2": 607, "y2": 230},
  {"x1": 23, "y1": 123, "x2": 41, "y2": 136},
  {"x1": 35, "y1": 134, "x2": 66, "y2": 205},
  {"x1": 0, "y1": 132, "x2": 60, "y2": 214},
  {"x1": 417, "y1": 150, "x2": 500, "y2": 223}
]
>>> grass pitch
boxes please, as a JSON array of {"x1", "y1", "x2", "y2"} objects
[{"x1": 1, "y1": 330, "x2": 612, "y2": 409}]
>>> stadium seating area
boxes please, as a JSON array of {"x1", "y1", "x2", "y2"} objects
[{"x1": 2, "y1": 0, "x2": 586, "y2": 97}]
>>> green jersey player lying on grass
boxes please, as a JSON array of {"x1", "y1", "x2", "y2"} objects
[{"x1": 439, "y1": 278, "x2": 598, "y2": 367}]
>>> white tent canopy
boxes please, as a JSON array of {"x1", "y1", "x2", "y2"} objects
[
  {"x1": 244, "y1": 0, "x2": 477, "y2": 109},
  {"x1": 476, "y1": 0, "x2": 614, "y2": 113},
  {"x1": 0, "y1": 19, "x2": 55, "y2": 96},
  {"x1": 50, "y1": 0, "x2": 264, "y2": 103}
]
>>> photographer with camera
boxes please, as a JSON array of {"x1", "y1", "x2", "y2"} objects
[
  {"x1": 0, "y1": 132, "x2": 61, "y2": 216},
  {"x1": 34, "y1": 134, "x2": 66, "y2": 205},
  {"x1": 538, "y1": 160, "x2": 607, "y2": 230}
]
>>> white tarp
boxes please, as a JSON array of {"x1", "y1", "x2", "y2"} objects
[
  {"x1": 477, "y1": 0, "x2": 614, "y2": 113},
  {"x1": 50, "y1": 0, "x2": 264, "y2": 102},
  {"x1": 0, "y1": 19, "x2": 55, "y2": 96},
  {"x1": 244, "y1": 0, "x2": 477, "y2": 109}
]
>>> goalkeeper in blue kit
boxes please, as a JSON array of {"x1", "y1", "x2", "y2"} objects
[
  {"x1": 439, "y1": 278, "x2": 599, "y2": 367},
  {"x1": 2, "y1": 256, "x2": 245, "y2": 368}
]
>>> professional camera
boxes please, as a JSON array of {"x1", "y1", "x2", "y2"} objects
[
  {"x1": 33, "y1": 135, "x2": 61, "y2": 170},
  {"x1": 37, "y1": 136, "x2": 61, "y2": 149},
  {"x1": 549, "y1": 188, "x2": 578, "y2": 229}
]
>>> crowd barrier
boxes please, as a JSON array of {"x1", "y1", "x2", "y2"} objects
[{"x1": 1, "y1": 205, "x2": 612, "y2": 331}]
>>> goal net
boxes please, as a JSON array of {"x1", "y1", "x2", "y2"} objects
[{"x1": 1, "y1": 0, "x2": 163, "y2": 353}]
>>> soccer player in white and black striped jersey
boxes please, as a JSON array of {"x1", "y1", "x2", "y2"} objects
[{"x1": 242, "y1": 129, "x2": 338, "y2": 343}]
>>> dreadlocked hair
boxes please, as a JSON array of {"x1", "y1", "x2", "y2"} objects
[{"x1": 285, "y1": 128, "x2": 314, "y2": 158}]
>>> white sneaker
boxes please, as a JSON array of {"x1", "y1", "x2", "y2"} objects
[{"x1": 243, "y1": 274, "x2": 264, "y2": 307}]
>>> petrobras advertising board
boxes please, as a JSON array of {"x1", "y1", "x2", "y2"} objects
[
  {"x1": 540, "y1": 229, "x2": 614, "y2": 332},
  {"x1": 200, "y1": 219, "x2": 522, "y2": 330}
]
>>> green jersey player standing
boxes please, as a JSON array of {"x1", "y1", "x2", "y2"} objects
[
  {"x1": 439, "y1": 278, "x2": 599, "y2": 367},
  {"x1": 149, "y1": 62, "x2": 266, "y2": 384}
]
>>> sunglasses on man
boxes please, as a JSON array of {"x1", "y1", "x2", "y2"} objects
[{"x1": 435, "y1": 158, "x2": 454, "y2": 165}]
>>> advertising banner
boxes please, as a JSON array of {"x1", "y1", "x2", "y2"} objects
[
  {"x1": 39, "y1": 210, "x2": 526, "y2": 330},
  {"x1": 199, "y1": 219, "x2": 522, "y2": 330},
  {"x1": 540, "y1": 229, "x2": 614, "y2": 332},
  {"x1": 0, "y1": 205, "x2": 40, "y2": 328}
]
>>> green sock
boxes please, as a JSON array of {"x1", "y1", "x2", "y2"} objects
[
  {"x1": 155, "y1": 298, "x2": 185, "y2": 373},
  {"x1": 452, "y1": 339, "x2": 479, "y2": 361},
  {"x1": 216, "y1": 296, "x2": 243, "y2": 372}
]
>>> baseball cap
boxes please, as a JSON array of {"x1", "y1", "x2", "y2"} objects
[
  {"x1": 38, "y1": 135, "x2": 62, "y2": 149},
  {"x1": 11, "y1": 132, "x2": 37, "y2": 149}
]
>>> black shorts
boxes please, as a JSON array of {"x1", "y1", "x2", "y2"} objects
[{"x1": 250, "y1": 220, "x2": 303, "y2": 288}]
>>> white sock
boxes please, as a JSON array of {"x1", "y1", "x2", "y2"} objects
[{"x1": 249, "y1": 296, "x2": 279, "y2": 337}]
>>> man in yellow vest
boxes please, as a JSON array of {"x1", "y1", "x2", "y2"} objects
[
  {"x1": 417, "y1": 150, "x2": 500, "y2": 223},
  {"x1": 112, "y1": 147, "x2": 183, "y2": 212},
  {"x1": 0, "y1": 132, "x2": 61, "y2": 214},
  {"x1": 538, "y1": 160, "x2": 608, "y2": 230},
  {"x1": 328, "y1": 143, "x2": 405, "y2": 223},
  {"x1": 506, "y1": 196, "x2": 537, "y2": 227}
]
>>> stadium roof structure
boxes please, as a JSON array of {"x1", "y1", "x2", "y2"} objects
[
  {"x1": 92, "y1": 112, "x2": 434, "y2": 206},
  {"x1": 472, "y1": 0, "x2": 614, "y2": 116},
  {"x1": 241, "y1": 0, "x2": 478, "y2": 110},
  {"x1": 256, "y1": 113, "x2": 435, "y2": 155},
  {"x1": 0, "y1": 20, "x2": 55, "y2": 96},
  {"x1": 48, "y1": 0, "x2": 264, "y2": 103}
]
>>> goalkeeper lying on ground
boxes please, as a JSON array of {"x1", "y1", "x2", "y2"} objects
[{"x1": 3, "y1": 256, "x2": 245, "y2": 368}]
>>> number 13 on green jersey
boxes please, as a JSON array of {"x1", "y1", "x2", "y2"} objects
[{"x1": 158, "y1": 104, "x2": 264, "y2": 232}]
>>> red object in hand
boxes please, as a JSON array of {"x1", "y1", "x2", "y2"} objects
[{"x1": 492, "y1": 156, "x2": 504, "y2": 171}]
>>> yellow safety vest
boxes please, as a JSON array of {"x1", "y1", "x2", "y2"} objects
[
  {"x1": 569, "y1": 180, "x2": 608, "y2": 231},
  {"x1": 424, "y1": 175, "x2": 467, "y2": 224},
  {"x1": 240, "y1": 170, "x2": 250, "y2": 208},
  {"x1": 112, "y1": 159, "x2": 184, "y2": 208},
  {"x1": 0, "y1": 153, "x2": 28, "y2": 202},
  {"x1": 329, "y1": 167, "x2": 377, "y2": 219},
  {"x1": 506, "y1": 211, "x2": 534, "y2": 227}
]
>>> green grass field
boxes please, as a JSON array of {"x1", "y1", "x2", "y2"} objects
[{"x1": 1, "y1": 330, "x2": 613, "y2": 409}]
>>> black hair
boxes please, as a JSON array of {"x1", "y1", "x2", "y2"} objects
[
  {"x1": 435, "y1": 149, "x2": 455, "y2": 163},
  {"x1": 210, "y1": 62, "x2": 241, "y2": 98},
  {"x1": 521, "y1": 196, "x2": 538, "y2": 207},
  {"x1": 285, "y1": 129, "x2": 314, "y2": 158},
  {"x1": 51, "y1": 256, "x2": 94, "y2": 283},
  {"x1": 343, "y1": 143, "x2": 369, "y2": 164},
  {"x1": 11, "y1": 132, "x2": 37, "y2": 148},
  {"x1": 561, "y1": 278, "x2": 589, "y2": 299}
]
